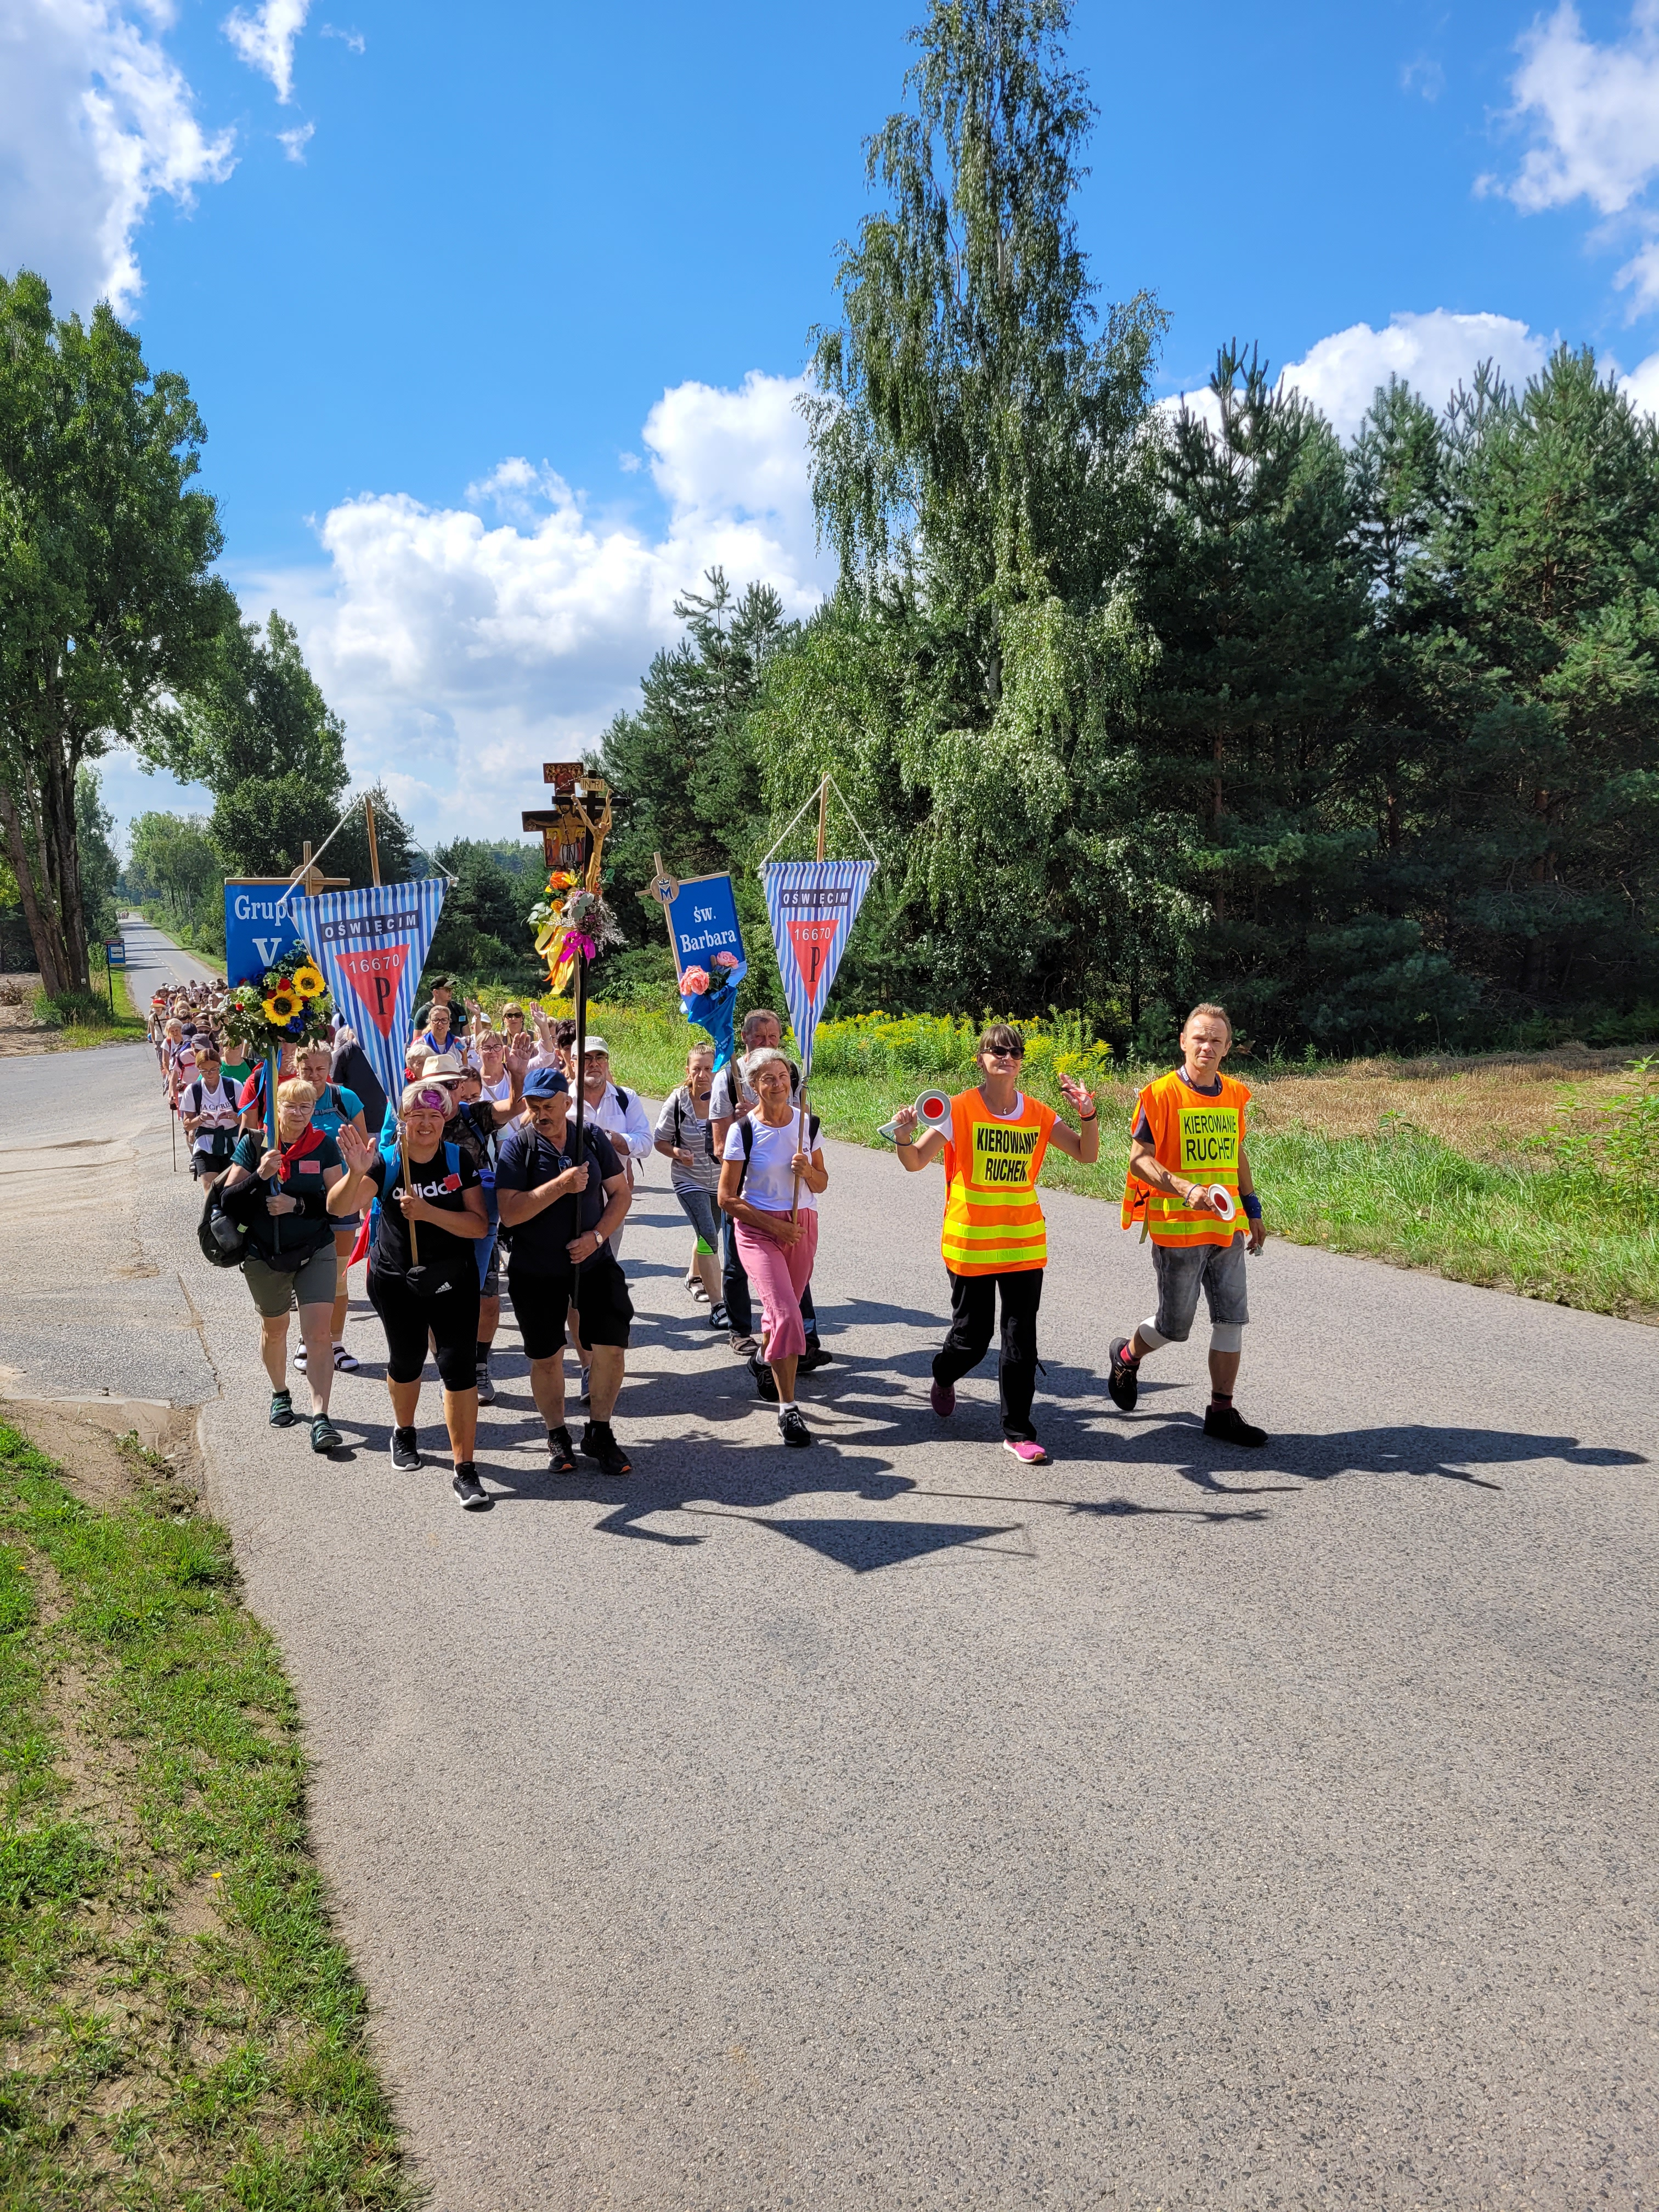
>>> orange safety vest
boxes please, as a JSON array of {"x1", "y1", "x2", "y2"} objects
[
  {"x1": 1120, "y1": 1068, "x2": 1251, "y2": 1248},
  {"x1": 941, "y1": 1088, "x2": 1057, "y2": 1276}
]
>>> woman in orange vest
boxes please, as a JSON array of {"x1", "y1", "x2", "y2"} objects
[
  {"x1": 893, "y1": 1022, "x2": 1099, "y2": 1465},
  {"x1": 1108, "y1": 1002, "x2": 1269, "y2": 1445}
]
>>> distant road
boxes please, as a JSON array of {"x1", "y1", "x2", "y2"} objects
[
  {"x1": 116, "y1": 912, "x2": 220, "y2": 1007},
  {"x1": 2, "y1": 1039, "x2": 1655, "y2": 2210}
]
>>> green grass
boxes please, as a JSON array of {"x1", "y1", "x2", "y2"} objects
[
  {"x1": 537, "y1": 998, "x2": 1659, "y2": 1322},
  {"x1": 0, "y1": 1422, "x2": 416, "y2": 2210}
]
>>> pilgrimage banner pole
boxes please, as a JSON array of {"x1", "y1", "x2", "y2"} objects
[{"x1": 791, "y1": 776, "x2": 830, "y2": 1220}]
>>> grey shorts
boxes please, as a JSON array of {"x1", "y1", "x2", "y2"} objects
[
  {"x1": 1151, "y1": 1235, "x2": 1249, "y2": 1342},
  {"x1": 244, "y1": 1244, "x2": 338, "y2": 1318}
]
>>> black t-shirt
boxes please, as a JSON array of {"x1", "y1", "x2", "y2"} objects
[
  {"x1": 494, "y1": 1121, "x2": 621, "y2": 1276},
  {"x1": 365, "y1": 1143, "x2": 482, "y2": 1282},
  {"x1": 228, "y1": 1130, "x2": 342, "y2": 1260}
]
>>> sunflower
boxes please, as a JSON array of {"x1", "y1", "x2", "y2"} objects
[
  {"x1": 291, "y1": 964, "x2": 326, "y2": 999},
  {"x1": 263, "y1": 990, "x2": 300, "y2": 1023}
]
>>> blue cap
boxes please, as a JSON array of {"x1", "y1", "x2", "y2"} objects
[{"x1": 522, "y1": 1066, "x2": 568, "y2": 1099}]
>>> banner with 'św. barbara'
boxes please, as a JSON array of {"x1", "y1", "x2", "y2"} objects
[
  {"x1": 289, "y1": 880, "x2": 447, "y2": 1107},
  {"x1": 760, "y1": 859, "x2": 876, "y2": 1072}
]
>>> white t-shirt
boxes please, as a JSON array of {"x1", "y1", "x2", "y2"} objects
[
  {"x1": 478, "y1": 1070, "x2": 512, "y2": 1103},
  {"x1": 184, "y1": 1075, "x2": 240, "y2": 1152},
  {"x1": 722, "y1": 1110, "x2": 817, "y2": 1215}
]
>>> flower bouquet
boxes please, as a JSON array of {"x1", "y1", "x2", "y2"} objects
[
  {"x1": 529, "y1": 870, "x2": 625, "y2": 992},
  {"x1": 679, "y1": 949, "x2": 744, "y2": 1072},
  {"x1": 220, "y1": 949, "x2": 335, "y2": 1052}
]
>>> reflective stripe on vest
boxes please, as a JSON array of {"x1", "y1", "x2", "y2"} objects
[
  {"x1": 941, "y1": 1090, "x2": 1054, "y2": 1275},
  {"x1": 1120, "y1": 1070, "x2": 1251, "y2": 1249}
]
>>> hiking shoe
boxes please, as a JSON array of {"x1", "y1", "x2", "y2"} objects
[
  {"x1": 747, "y1": 1353, "x2": 778, "y2": 1404},
  {"x1": 453, "y1": 1465, "x2": 492, "y2": 1511},
  {"x1": 1204, "y1": 1403, "x2": 1267, "y2": 1448},
  {"x1": 1107, "y1": 1337, "x2": 1140, "y2": 1412},
  {"x1": 269, "y1": 1389, "x2": 296, "y2": 1429},
  {"x1": 778, "y1": 1406, "x2": 811, "y2": 1448},
  {"x1": 729, "y1": 1331, "x2": 760, "y2": 1358},
  {"x1": 929, "y1": 1378, "x2": 956, "y2": 1419},
  {"x1": 310, "y1": 1414, "x2": 343, "y2": 1454},
  {"x1": 390, "y1": 1426, "x2": 421, "y2": 1471},
  {"x1": 708, "y1": 1302, "x2": 730, "y2": 1330},
  {"x1": 332, "y1": 1343, "x2": 359, "y2": 1373},
  {"x1": 798, "y1": 1342, "x2": 834, "y2": 1372},
  {"x1": 547, "y1": 1425, "x2": 577, "y2": 1475},
  {"x1": 580, "y1": 1421, "x2": 631, "y2": 1477},
  {"x1": 1003, "y1": 1437, "x2": 1050, "y2": 1466},
  {"x1": 475, "y1": 1358, "x2": 496, "y2": 1405},
  {"x1": 292, "y1": 1344, "x2": 308, "y2": 1374}
]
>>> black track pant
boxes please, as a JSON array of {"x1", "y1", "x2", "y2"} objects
[{"x1": 932, "y1": 1267, "x2": 1043, "y2": 1441}]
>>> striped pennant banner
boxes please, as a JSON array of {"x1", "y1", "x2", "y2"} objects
[
  {"x1": 289, "y1": 878, "x2": 447, "y2": 1108},
  {"x1": 761, "y1": 859, "x2": 876, "y2": 1073}
]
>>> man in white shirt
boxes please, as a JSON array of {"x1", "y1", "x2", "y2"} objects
[{"x1": 576, "y1": 1036, "x2": 653, "y2": 1258}]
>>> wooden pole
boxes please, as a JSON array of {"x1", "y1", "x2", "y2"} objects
[
  {"x1": 791, "y1": 775, "x2": 829, "y2": 1223},
  {"x1": 364, "y1": 797, "x2": 382, "y2": 887},
  {"x1": 571, "y1": 821, "x2": 593, "y2": 1284},
  {"x1": 653, "y1": 850, "x2": 681, "y2": 983}
]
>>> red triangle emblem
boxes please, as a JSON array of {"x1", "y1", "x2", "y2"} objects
[
  {"x1": 337, "y1": 943, "x2": 410, "y2": 1039},
  {"x1": 785, "y1": 916, "x2": 839, "y2": 1005}
]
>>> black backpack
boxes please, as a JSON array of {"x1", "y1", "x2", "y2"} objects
[
  {"x1": 670, "y1": 1088, "x2": 716, "y2": 1160},
  {"x1": 196, "y1": 1178, "x2": 248, "y2": 1268}
]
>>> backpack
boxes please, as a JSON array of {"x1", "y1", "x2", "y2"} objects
[
  {"x1": 196, "y1": 1177, "x2": 248, "y2": 1268},
  {"x1": 183, "y1": 1080, "x2": 238, "y2": 1163},
  {"x1": 734, "y1": 1111, "x2": 819, "y2": 1195},
  {"x1": 670, "y1": 1088, "x2": 716, "y2": 1160}
]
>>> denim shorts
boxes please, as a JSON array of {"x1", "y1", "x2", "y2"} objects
[
  {"x1": 674, "y1": 1183, "x2": 720, "y2": 1250},
  {"x1": 1150, "y1": 1235, "x2": 1249, "y2": 1341}
]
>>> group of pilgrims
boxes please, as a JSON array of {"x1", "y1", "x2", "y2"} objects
[{"x1": 156, "y1": 978, "x2": 1271, "y2": 1512}]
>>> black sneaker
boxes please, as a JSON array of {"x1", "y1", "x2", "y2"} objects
[
  {"x1": 453, "y1": 1465, "x2": 492, "y2": 1510},
  {"x1": 310, "y1": 1413, "x2": 343, "y2": 1454},
  {"x1": 1204, "y1": 1403, "x2": 1267, "y2": 1448},
  {"x1": 579, "y1": 1421, "x2": 631, "y2": 1477},
  {"x1": 269, "y1": 1389, "x2": 295, "y2": 1429},
  {"x1": 475, "y1": 1358, "x2": 496, "y2": 1406},
  {"x1": 778, "y1": 1406, "x2": 811, "y2": 1448},
  {"x1": 547, "y1": 1425, "x2": 577, "y2": 1475},
  {"x1": 708, "y1": 1302, "x2": 730, "y2": 1330},
  {"x1": 390, "y1": 1426, "x2": 421, "y2": 1471},
  {"x1": 797, "y1": 1342, "x2": 834, "y2": 1372},
  {"x1": 1107, "y1": 1337, "x2": 1140, "y2": 1412},
  {"x1": 747, "y1": 1353, "x2": 778, "y2": 1403}
]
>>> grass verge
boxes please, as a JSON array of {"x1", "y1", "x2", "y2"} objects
[
  {"x1": 494, "y1": 997, "x2": 1659, "y2": 1322},
  {"x1": 0, "y1": 1410, "x2": 415, "y2": 2210}
]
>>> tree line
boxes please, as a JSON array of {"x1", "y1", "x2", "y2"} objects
[
  {"x1": 596, "y1": 0, "x2": 1659, "y2": 1054},
  {"x1": 5, "y1": 0, "x2": 1656, "y2": 1049}
]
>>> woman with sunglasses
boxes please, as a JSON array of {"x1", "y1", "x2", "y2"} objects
[
  {"x1": 892, "y1": 1022, "x2": 1098, "y2": 1465},
  {"x1": 330, "y1": 1080, "x2": 492, "y2": 1510}
]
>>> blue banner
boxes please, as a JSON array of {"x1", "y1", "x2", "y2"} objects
[
  {"x1": 289, "y1": 879, "x2": 447, "y2": 1109},
  {"x1": 668, "y1": 873, "x2": 748, "y2": 1075},
  {"x1": 761, "y1": 859, "x2": 876, "y2": 1071},
  {"x1": 224, "y1": 881, "x2": 304, "y2": 987}
]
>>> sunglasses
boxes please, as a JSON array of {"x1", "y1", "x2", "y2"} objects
[{"x1": 983, "y1": 1045, "x2": 1024, "y2": 1060}]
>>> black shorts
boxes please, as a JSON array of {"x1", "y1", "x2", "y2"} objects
[
  {"x1": 368, "y1": 1266, "x2": 482, "y2": 1391},
  {"x1": 509, "y1": 1255, "x2": 633, "y2": 1358}
]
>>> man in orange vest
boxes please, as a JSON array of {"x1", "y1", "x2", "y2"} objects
[
  {"x1": 893, "y1": 1022, "x2": 1099, "y2": 1465},
  {"x1": 1108, "y1": 1002, "x2": 1268, "y2": 1445}
]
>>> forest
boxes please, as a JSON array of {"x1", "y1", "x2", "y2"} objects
[{"x1": 3, "y1": 0, "x2": 1656, "y2": 1053}]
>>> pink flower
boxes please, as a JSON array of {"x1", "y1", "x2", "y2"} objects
[
  {"x1": 681, "y1": 965, "x2": 711, "y2": 995},
  {"x1": 713, "y1": 950, "x2": 739, "y2": 968}
]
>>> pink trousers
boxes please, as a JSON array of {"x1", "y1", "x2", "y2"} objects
[{"x1": 735, "y1": 1212, "x2": 820, "y2": 1364}]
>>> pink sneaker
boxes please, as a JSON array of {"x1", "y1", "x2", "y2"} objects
[
  {"x1": 929, "y1": 1379, "x2": 955, "y2": 1418},
  {"x1": 1002, "y1": 1437, "x2": 1049, "y2": 1466}
]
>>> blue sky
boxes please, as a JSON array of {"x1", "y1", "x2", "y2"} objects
[{"x1": 7, "y1": 0, "x2": 1659, "y2": 853}]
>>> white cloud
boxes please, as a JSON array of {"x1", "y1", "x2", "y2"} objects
[
  {"x1": 222, "y1": 0, "x2": 309, "y2": 103},
  {"x1": 0, "y1": 0, "x2": 236, "y2": 315},
  {"x1": 252, "y1": 371, "x2": 832, "y2": 846},
  {"x1": 1164, "y1": 311, "x2": 1554, "y2": 443},
  {"x1": 276, "y1": 120, "x2": 313, "y2": 162},
  {"x1": 320, "y1": 21, "x2": 363, "y2": 53},
  {"x1": 1401, "y1": 53, "x2": 1445, "y2": 101},
  {"x1": 1492, "y1": 1, "x2": 1659, "y2": 217},
  {"x1": 1615, "y1": 347, "x2": 1659, "y2": 413}
]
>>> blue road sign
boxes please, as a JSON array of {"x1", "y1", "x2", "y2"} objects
[{"x1": 104, "y1": 940, "x2": 127, "y2": 968}]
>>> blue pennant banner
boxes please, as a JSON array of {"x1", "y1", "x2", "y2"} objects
[
  {"x1": 760, "y1": 858, "x2": 876, "y2": 1072},
  {"x1": 289, "y1": 879, "x2": 447, "y2": 1109}
]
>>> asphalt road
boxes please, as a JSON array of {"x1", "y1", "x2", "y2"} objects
[
  {"x1": 114, "y1": 909, "x2": 222, "y2": 1007},
  {"x1": 2, "y1": 975, "x2": 1655, "y2": 2210}
]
